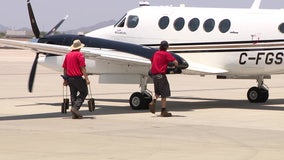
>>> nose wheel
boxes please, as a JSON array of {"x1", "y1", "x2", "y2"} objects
[
  {"x1": 129, "y1": 91, "x2": 152, "y2": 110},
  {"x1": 129, "y1": 75, "x2": 152, "y2": 110}
]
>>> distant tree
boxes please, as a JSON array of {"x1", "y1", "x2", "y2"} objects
[
  {"x1": 0, "y1": 32, "x2": 5, "y2": 38},
  {"x1": 40, "y1": 31, "x2": 46, "y2": 37}
]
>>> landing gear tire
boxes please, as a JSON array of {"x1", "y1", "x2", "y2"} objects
[
  {"x1": 129, "y1": 91, "x2": 152, "y2": 110},
  {"x1": 247, "y1": 87, "x2": 269, "y2": 103}
]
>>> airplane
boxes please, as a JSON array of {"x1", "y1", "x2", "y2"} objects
[
  {"x1": 0, "y1": 0, "x2": 188, "y2": 111},
  {"x1": 86, "y1": 0, "x2": 284, "y2": 103},
  {"x1": 0, "y1": 0, "x2": 283, "y2": 110}
]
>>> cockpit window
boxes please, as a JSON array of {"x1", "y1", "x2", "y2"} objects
[
  {"x1": 159, "y1": 16, "x2": 170, "y2": 30},
  {"x1": 115, "y1": 14, "x2": 126, "y2": 27},
  {"x1": 127, "y1": 15, "x2": 139, "y2": 28}
]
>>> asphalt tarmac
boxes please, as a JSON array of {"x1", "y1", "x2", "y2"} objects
[{"x1": 1, "y1": 49, "x2": 284, "y2": 160}]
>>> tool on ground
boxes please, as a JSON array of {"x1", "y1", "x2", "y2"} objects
[{"x1": 88, "y1": 84, "x2": 95, "y2": 112}]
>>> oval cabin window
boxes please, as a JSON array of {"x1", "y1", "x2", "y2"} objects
[
  {"x1": 159, "y1": 16, "x2": 170, "y2": 30},
  {"x1": 278, "y1": 23, "x2": 284, "y2": 33},
  {"x1": 174, "y1": 17, "x2": 185, "y2": 31},
  {"x1": 204, "y1": 18, "x2": 215, "y2": 32},
  {"x1": 219, "y1": 19, "x2": 231, "y2": 33},
  {"x1": 188, "y1": 18, "x2": 200, "y2": 32}
]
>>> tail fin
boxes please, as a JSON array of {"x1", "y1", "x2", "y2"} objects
[{"x1": 251, "y1": 0, "x2": 261, "y2": 9}]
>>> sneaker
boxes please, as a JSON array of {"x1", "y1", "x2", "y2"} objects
[
  {"x1": 149, "y1": 99, "x2": 156, "y2": 114},
  {"x1": 71, "y1": 107, "x2": 83, "y2": 119},
  {"x1": 161, "y1": 109, "x2": 172, "y2": 117}
]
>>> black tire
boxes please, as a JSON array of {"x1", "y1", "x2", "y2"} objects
[
  {"x1": 141, "y1": 91, "x2": 152, "y2": 109},
  {"x1": 247, "y1": 87, "x2": 269, "y2": 103},
  {"x1": 247, "y1": 87, "x2": 260, "y2": 103},
  {"x1": 259, "y1": 88, "x2": 269, "y2": 103},
  {"x1": 129, "y1": 92, "x2": 146, "y2": 110}
]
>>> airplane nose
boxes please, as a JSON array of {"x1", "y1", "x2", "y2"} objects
[
  {"x1": 171, "y1": 53, "x2": 188, "y2": 69},
  {"x1": 178, "y1": 59, "x2": 189, "y2": 69}
]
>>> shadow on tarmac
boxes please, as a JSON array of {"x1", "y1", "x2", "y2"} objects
[{"x1": 1, "y1": 97, "x2": 284, "y2": 121}]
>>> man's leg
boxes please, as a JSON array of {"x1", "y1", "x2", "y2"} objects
[
  {"x1": 161, "y1": 97, "x2": 172, "y2": 117},
  {"x1": 75, "y1": 78, "x2": 88, "y2": 109},
  {"x1": 161, "y1": 97, "x2": 166, "y2": 109},
  {"x1": 149, "y1": 94, "x2": 159, "y2": 114},
  {"x1": 68, "y1": 79, "x2": 82, "y2": 119}
]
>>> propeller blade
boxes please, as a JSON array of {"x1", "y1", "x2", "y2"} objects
[
  {"x1": 28, "y1": 53, "x2": 39, "y2": 92},
  {"x1": 27, "y1": 0, "x2": 40, "y2": 38},
  {"x1": 46, "y1": 15, "x2": 69, "y2": 36}
]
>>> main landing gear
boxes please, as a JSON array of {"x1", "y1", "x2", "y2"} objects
[
  {"x1": 129, "y1": 75, "x2": 152, "y2": 110},
  {"x1": 247, "y1": 76, "x2": 269, "y2": 103}
]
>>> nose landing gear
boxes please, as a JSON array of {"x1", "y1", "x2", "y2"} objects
[
  {"x1": 129, "y1": 90, "x2": 152, "y2": 110},
  {"x1": 129, "y1": 75, "x2": 152, "y2": 110}
]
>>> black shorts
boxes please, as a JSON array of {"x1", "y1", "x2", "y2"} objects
[{"x1": 152, "y1": 74, "x2": 171, "y2": 98}]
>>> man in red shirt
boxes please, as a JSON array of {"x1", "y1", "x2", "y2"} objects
[
  {"x1": 149, "y1": 41, "x2": 178, "y2": 117},
  {"x1": 62, "y1": 39, "x2": 90, "y2": 119}
]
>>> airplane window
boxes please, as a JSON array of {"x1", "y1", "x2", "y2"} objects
[
  {"x1": 188, "y1": 18, "x2": 200, "y2": 32},
  {"x1": 174, "y1": 17, "x2": 185, "y2": 31},
  {"x1": 219, "y1": 19, "x2": 231, "y2": 33},
  {"x1": 114, "y1": 14, "x2": 126, "y2": 27},
  {"x1": 278, "y1": 23, "x2": 284, "y2": 33},
  {"x1": 117, "y1": 18, "x2": 126, "y2": 28},
  {"x1": 127, "y1": 15, "x2": 139, "y2": 28},
  {"x1": 203, "y1": 18, "x2": 215, "y2": 32},
  {"x1": 159, "y1": 16, "x2": 170, "y2": 30}
]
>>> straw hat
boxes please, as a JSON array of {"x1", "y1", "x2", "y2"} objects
[{"x1": 70, "y1": 39, "x2": 85, "y2": 50}]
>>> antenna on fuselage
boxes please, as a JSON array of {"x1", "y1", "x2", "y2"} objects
[
  {"x1": 251, "y1": 0, "x2": 261, "y2": 9},
  {"x1": 139, "y1": 1, "x2": 150, "y2": 6}
]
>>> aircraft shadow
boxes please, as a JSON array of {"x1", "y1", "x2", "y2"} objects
[
  {"x1": 168, "y1": 97, "x2": 284, "y2": 112},
  {"x1": 1, "y1": 97, "x2": 284, "y2": 121}
]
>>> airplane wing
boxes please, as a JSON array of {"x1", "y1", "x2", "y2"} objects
[
  {"x1": 0, "y1": 39, "x2": 150, "y2": 66},
  {"x1": 183, "y1": 60, "x2": 228, "y2": 75}
]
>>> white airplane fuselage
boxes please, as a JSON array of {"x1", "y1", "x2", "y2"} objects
[
  {"x1": 86, "y1": 5, "x2": 284, "y2": 77},
  {"x1": 31, "y1": 2, "x2": 284, "y2": 104}
]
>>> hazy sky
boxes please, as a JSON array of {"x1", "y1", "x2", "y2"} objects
[{"x1": 1, "y1": 0, "x2": 284, "y2": 31}]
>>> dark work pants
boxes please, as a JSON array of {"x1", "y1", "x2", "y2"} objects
[{"x1": 67, "y1": 76, "x2": 88, "y2": 110}]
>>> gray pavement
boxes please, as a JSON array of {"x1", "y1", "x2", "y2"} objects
[{"x1": 1, "y1": 49, "x2": 284, "y2": 160}]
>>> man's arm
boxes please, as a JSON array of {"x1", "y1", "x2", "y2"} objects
[
  {"x1": 172, "y1": 60, "x2": 179, "y2": 67},
  {"x1": 81, "y1": 66, "x2": 90, "y2": 85},
  {"x1": 63, "y1": 68, "x2": 68, "y2": 86}
]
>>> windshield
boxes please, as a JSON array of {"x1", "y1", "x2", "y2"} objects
[{"x1": 114, "y1": 14, "x2": 126, "y2": 27}]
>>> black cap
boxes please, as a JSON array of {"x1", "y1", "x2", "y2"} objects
[{"x1": 160, "y1": 40, "x2": 169, "y2": 51}]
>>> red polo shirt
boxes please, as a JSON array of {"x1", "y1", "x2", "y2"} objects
[
  {"x1": 150, "y1": 50, "x2": 176, "y2": 74},
  {"x1": 62, "y1": 50, "x2": 86, "y2": 77}
]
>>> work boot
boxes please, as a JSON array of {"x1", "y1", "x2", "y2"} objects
[
  {"x1": 71, "y1": 113, "x2": 83, "y2": 119},
  {"x1": 161, "y1": 109, "x2": 172, "y2": 117},
  {"x1": 71, "y1": 107, "x2": 83, "y2": 119},
  {"x1": 149, "y1": 99, "x2": 156, "y2": 114}
]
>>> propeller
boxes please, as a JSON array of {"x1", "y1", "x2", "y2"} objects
[
  {"x1": 28, "y1": 53, "x2": 39, "y2": 92},
  {"x1": 46, "y1": 15, "x2": 69, "y2": 36},
  {"x1": 27, "y1": 0, "x2": 40, "y2": 38},
  {"x1": 27, "y1": 0, "x2": 68, "y2": 92}
]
